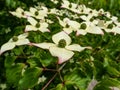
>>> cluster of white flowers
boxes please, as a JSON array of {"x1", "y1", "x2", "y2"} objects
[{"x1": 0, "y1": 0, "x2": 120, "y2": 64}]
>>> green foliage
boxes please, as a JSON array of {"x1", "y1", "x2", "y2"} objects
[
  {"x1": 6, "y1": 63, "x2": 25, "y2": 87},
  {"x1": 18, "y1": 67, "x2": 42, "y2": 89},
  {"x1": 64, "y1": 69, "x2": 90, "y2": 90}
]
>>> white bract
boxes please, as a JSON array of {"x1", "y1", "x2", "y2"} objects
[
  {"x1": 0, "y1": 33, "x2": 30, "y2": 55},
  {"x1": 50, "y1": 0, "x2": 58, "y2": 4},
  {"x1": 31, "y1": 31, "x2": 91, "y2": 64},
  {"x1": 25, "y1": 17, "x2": 50, "y2": 32}
]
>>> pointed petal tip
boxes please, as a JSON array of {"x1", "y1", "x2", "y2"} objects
[
  {"x1": 47, "y1": 29, "x2": 51, "y2": 32},
  {"x1": 76, "y1": 32, "x2": 80, "y2": 36},
  {"x1": 57, "y1": 57, "x2": 65, "y2": 64},
  {"x1": 86, "y1": 46, "x2": 92, "y2": 50},
  {"x1": 101, "y1": 32, "x2": 104, "y2": 35},
  {"x1": 28, "y1": 43, "x2": 38, "y2": 46},
  {"x1": 28, "y1": 43, "x2": 34, "y2": 46},
  {"x1": 24, "y1": 29, "x2": 28, "y2": 33}
]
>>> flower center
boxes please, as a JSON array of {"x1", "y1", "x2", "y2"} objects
[
  {"x1": 65, "y1": 24, "x2": 69, "y2": 28},
  {"x1": 80, "y1": 23, "x2": 87, "y2": 29},
  {"x1": 69, "y1": 3, "x2": 72, "y2": 8},
  {"x1": 81, "y1": 9, "x2": 84, "y2": 12},
  {"x1": 35, "y1": 11, "x2": 39, "y2": 16},
  {"x1": 89, "y1": 10, "x2": 92, "y2": 13},
  {"x1": 107, "y1": 23, "x2": 113, "y2": 29},
  {"x1": 21, "y1": 12, "x2": 24, "y2": 15},
  {"x1": 35, "y1": 23, "x2": 40, "y2": 28},
  {"x1": 12, "y1": 36, "x2": 18, "y2": 42},
  {"x1": 58, "y1": 39, "x2": 66, "y2": 48},
  {"x1": 90, "y1": 17, "x2": 94, "y2": 22}
]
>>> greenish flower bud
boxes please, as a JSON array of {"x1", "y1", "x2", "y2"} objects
[
  {"x1": 35, "y1": 11, "x2": 39, "y2": 16},
  {"x1": 107, "y1": 23, "x2": 113, "y2": 29},
  {"x1": 69, "y1": 4, "x2": 72, "y2": 8},
  {"x1": 81, "y1": 9, "x2": 84, "y2": 12},
  {"x1": 80, "y1": 23, "x2": 87, "y2": 29},
  {"x1": 21, "y1": 12, "x2": 24, "y2": 15},
  {"x1": 12, "y1": 36, "x2": 18, "y2": 42},
  {"x1": 65, "y1": 24, "x2": 69, "y2": 28},
  {"x1": 35, "y1": 23, "x2": 40, "y2": 28},
  {"x1": 58, "y1": 39, "x2": 66, "y2": 48},
  {"x1": 90, "y1": 18, "x2": 94, "y2": 22},
  {"x1": 89, "y1": 10, "x2": 92, "y2": 13}
]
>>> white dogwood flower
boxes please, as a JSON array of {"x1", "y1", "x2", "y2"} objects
[
  {"x1": 0, "y1": 33, "x2": 30, "y2": 55},
  {"x1": 77, "y1": 21, "x2": 104, "y2": 35},
  {"x1": 10, "y1": 7, "x2": 27, "y2": 18},
  {"x1": 25, "y1": 6, "x2": 48, "y2": 19},
  {"x1": 61, "y1": 0, "x2": 79, "y2": 13},
  {"x1": 31, "y1": 31, "x2": 91, "y2": 64},
  {"x1": 57, "y1": 17, "x2": 80, "y2": 34},
  {"x1": 98, "y1": 21, "x2": 120, "y2": 34},
  {"x1": 25, "y1": 17, "x2": 50, "y2": 32}
]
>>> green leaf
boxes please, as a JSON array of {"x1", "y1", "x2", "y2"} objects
[
  {"x1": 6, "y1": 63, "x2": 25, "y2": 86},
  {"x1": 5, "y1": 0, "x2": 12, "y2": 7},
  {"x1": 94, "y1": 85, "x2": 111, "y2": 90},
  {"x1": 101, "y1": 78, "x2": 120, "y2": 88},
  {"x1": 56, "y1": 84, "x2": 67, "y2": 90},
  {"x1": 64, "y1": 70, "x2": 90, "y2": 90},
  {"x1": 50, "y1": 84, "x2": 67, "y2": 90},
  {"x1": 40, "y1": 51, "x2": 57, "y2": 67},
  {"x1": 94, "y1": 78, "x2": 120, "y2": 90},
  {"x1": 106, "y1": 66, "x2": 120, "y2": 77},
  {"x1": 5, "y1": 56, "x2": 16, "y2": 68},
  {"x1": 27, "y1": 58, "x2": 41, "y2": 68},
  {"x1": 18, "y1": 67, "x2": 42, "y2": 90}
]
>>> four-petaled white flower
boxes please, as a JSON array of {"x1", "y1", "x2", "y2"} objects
[
  {"x1": 10, "y1": 7, "x2": 27, "y2": 18},
  {"x1": 77, "y1": 20, "x2": 104, "y2": 35},
  {"x1": 25, "y1": 6, "x2": 48, "y2": 19},
  {"x1": 25, "y1": 17, "x2": 50, "y2": 32},
  {"x1": 31, "y1": 31, "x2": 91, "y2": 64},
  {"x1": 57, "y1": 17, "x2": 80, "y2": 34},
  {"x1": 98, "y1": 20, "x2": 120, "y2": 34},
  {"x1": 61, "y1": 0, "x2": 79, "y2": 13},
  {"x1": 0, "y1": 33, "x2": 30, "y2": 55}
]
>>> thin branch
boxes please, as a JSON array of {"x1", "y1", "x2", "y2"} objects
[
  {"x1": 41, "y1": 63, "x2": 66, "y2": 90},
  {"x1": 41, "y1": 73, "x2": 57, "y2": 90},
  {"x1": 43, "y1": 68, "x2": 57, "y2": 72}
]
